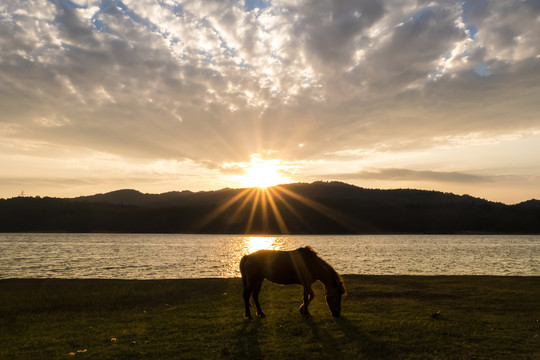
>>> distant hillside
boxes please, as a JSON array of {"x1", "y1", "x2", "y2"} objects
[
  {"x1": 74, "y1": 189, "x2": 195, "y2": 206},
  {"x1": 0, "y1": 182, "x2": 539, "y2": 234}
]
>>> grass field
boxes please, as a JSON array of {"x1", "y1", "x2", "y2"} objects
[{"x1": 1, "y1": 276, "x2": 539, "y2": 359}]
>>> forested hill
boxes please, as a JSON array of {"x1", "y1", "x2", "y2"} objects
[{"x1": 1, "y1": 182, "x2": 539, "y2": 234}]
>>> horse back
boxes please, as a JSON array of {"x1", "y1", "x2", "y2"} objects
[{"x1": 242, "y1": 249, "x2": 314, "y2": 286}]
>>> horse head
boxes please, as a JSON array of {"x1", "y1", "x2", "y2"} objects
[{"x1": 325, "y1": 281, "x2": 346, "y2": 317}]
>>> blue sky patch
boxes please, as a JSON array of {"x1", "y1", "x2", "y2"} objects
[{"x1": 474, "y1": 63, "x2": 491, "y2": 77}]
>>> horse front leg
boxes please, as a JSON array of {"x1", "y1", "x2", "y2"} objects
[{"x1": 299, "y1": 286, "x2": 314, "y2": 317}]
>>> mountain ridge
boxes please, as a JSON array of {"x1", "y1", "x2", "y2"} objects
[
  {"x1": 71, "y1": 181, "x2": 509, "y2": 205},
  {"x1": 1, "y1": 181, "x2": 538, "y2": 234}
]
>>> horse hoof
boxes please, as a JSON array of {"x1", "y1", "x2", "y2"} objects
[
  {"x1": 257, "y1": 312, "x2": 266, "y2": 318},
  {"x1": 299, "y1": 305, "x2": 310, "y2": 316},
  {"x1": 244, "y1": 314, "x2": 253, "y2": 320}
]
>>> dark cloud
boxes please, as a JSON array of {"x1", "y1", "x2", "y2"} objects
[
  {"x1": 288, "y1": 0, "x2": 385, "y2": 68},
  {"x1": 361, "y1": 4, "x2": 467, "y2": 91},
  {"x1": 54, "y1": 0, "x2": 98, "y2": 46}
]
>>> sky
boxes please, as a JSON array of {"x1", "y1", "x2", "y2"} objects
[{"x1": 1, "y1": 0, "x2": 539, "y2": 204}]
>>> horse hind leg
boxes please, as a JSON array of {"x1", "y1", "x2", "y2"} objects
[
  {"x1": 243, "y1": 283, "x2": 254, "y2": 320},
  {"x1": 240, "y1": 256, "x2": 254, "y2": 320},
  {"x1": 252, "y1": 279, "x2": 265, "y2": 318}
]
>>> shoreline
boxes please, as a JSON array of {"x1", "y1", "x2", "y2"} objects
[{"x1": 2, "y1": 274, "x2": 540, "y2": 281}]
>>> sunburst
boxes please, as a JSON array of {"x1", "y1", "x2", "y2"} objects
[{"x1": 239, "y1": 155, "x2": 290, "y2": 189}]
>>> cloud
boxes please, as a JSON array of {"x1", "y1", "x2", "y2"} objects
[
  {"x1": 340, "y1": 168, "x2": 492, "y2": 184},
  {"x1": 0, "y1": 0, "x2": 539, "y2": 201}
]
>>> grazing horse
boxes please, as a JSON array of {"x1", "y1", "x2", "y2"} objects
[{"x1": 240, "y1": 246, "x2": 346, "y2": 319}]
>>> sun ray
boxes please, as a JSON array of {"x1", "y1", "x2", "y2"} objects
[
  {"x1": 229, "y1": 187, "x2": 258, "y2": 223},
  {"x1": 274, "y1": 186, "x2": 358, "y2": 232},
  {"x1": 193, "y1": 180, "x2": 357, "y2": 234},
  {"x1": 245, "y1": 188, "x2": 262, "y2": 233},
  {"x1": 265, "y1": 188, "x2": 289, "y2": 234},
  {"x1": 268, "y1": 186, "x2": 304, "y2": 223},
  {"x1": 260, "y1": 188, "x2": 269, "y2": 232},
  {"x1": 192, "y1": 188, "x2": 252, "y2": 232}
]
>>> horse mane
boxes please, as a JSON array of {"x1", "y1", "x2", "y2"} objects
[
  {"x1": 298, "y1": 246, "x2": 345, "y2": 293},
  {"x1": 298, "y1": 245, "x2": 318, "y2": 255}
]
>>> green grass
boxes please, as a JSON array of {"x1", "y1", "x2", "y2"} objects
[{"x1": 1, "y1": 276, "x2": 539, "y2": 359}]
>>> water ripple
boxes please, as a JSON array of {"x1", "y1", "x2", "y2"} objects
[{"x1": 0, "y1": 233, "x2": 539, "y2": 279}]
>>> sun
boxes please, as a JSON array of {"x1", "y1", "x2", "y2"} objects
[{"x1": 240, "y1": 155, "x2": 290, "y2": 188}]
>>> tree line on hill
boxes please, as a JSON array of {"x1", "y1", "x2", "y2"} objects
[{"x1": 0, "y1": 182, "x2": 539, "y2": 234}]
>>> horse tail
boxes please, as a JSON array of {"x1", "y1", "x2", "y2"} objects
[
  {"x1": 240, "y1": 255, "x2": 247, "y2": 289},
  {"x1": 240, "y1": 255, "x2": 255, "y2": 312}
]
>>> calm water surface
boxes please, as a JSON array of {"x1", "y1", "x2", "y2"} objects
[{"x1": 0, "y1": 233, "x2": 538, "y2": 279}]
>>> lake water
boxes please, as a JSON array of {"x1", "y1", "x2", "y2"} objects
[{"x1": 0, "y1": 233, "x2": 539, "y2": 279}]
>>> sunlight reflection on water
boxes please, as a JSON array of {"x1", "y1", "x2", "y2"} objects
[
  {"x1": 245, "y1": 236, "x2": 284, "y2": 254},
  {"x1": 0, "y1": 233, "x2": 539, "y2": 279}
]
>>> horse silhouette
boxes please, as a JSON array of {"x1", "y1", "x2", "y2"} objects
[{"x1": 240, "y1": 246, "x2": 346, "y2": 319}]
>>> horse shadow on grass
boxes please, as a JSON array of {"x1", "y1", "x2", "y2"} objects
[
  {"x1": 234, "y1": 319, "x2": 262, "y2": 359},
  {"x1": 304, "y1": 316, "x2": 347, "y2": 359},
  {"x1": 334, "y1": 316, "x2": 397, "y2": 359}
]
